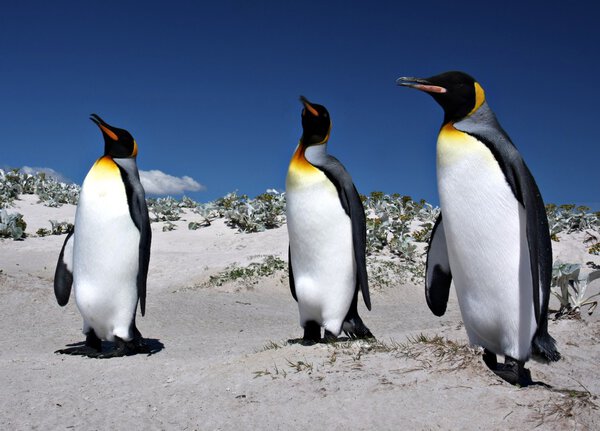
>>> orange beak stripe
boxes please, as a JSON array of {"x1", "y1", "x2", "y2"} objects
[
  {"x1": 304, "y1": 102, "x2": 319, "y2": 117},
  {"x1": 99, "y1": 124, "x2": 119, "y2": 141}
]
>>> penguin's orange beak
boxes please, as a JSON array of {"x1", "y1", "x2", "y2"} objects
[
  {"x1": 90, "y1": 114, "x2": 119, "y2": 141},
  {"x1": 300, "y1": 95, "x2": 319, "y2": 116},
  {"x1": 396, "y1": 77, "x2": 447, "y2": 94}
]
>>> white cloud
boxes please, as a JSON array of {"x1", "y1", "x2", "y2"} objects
[{"x1": 140, "y1": 169, "x2": 205, "y2": 195}]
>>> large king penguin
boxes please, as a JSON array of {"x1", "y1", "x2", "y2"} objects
[
  {"x1": 286, "y1": 96, "x2": 374, "y2": 344},
  {"x1": 397, "y1": 72, "x2": 560, "y2": 385},
  {"x1": 54, "y1": 114, "x2": 151, "y2": 358}
]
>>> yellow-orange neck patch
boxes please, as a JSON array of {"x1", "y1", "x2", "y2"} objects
[
  {"x1": 289, "y1": 142, "x2": 319, "y2": 174},
  {"x1": 468, "y1": 82, "x2": 486, "y2": 116},
  {"x1": 87, "y1": 155, "x2": 120, "y2": 181}
]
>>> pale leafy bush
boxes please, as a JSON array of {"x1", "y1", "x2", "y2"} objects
[
  {"x1": 190, "y1": 201, "x2": 221, "y2": 228},
  {"x1": 162, "y1": 221, "x2": 177, "y2": 232},
  {"x1": 214, "y1": 190, "x2": 286, "y2": 233},
  {"x1": 0, "y1": 209, "x2": 27, "y2": 240},
  {"x1": 0, "y1": 168, "x2": 79, "y2": 208},
  {"x1": 147, "y1": 197, "x2": 183, "y2": 222},
  {"x1": 36, "y1": 220, "x2": 74, "y2": 237},
  {"x1": 551, "y1": 261, "x2": 600, "y2": 318},
  {"x1": 546, "y1": 204, "x2": 600, "y2": 240},
  {"x1": 206, "y1": 255, "x2": 286, "y2": 287}
]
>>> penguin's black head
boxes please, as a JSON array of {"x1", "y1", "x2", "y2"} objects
[
  {"x1": 300, "y1": 96, "x2": 331, "y2": 146},
  {"x1": 397, "y1": 71, "x2": 485, "y2": 124},
  {"x1": 90, "y1": 114, "x2": 138, "y2": 158}
]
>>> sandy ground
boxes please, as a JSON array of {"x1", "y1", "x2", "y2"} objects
[{"x1": 1, "y1": 194, "x2": 599, "y2": 430}]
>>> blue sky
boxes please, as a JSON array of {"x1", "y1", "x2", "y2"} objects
[{"x1": 2, "y1": 1, "x2": 598, "y2": 208}]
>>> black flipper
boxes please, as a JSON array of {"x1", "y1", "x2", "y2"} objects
[
  {"x1": 115, "y1": 161, "x2": 152, "y2": 317},
  {"x1": 454, "y1": 103, "x2": 559, "y2": 361},
  {"x1": 288, "y1": 246, "x2": 297, "y2": 301},
  {"x1": 310, "y1": 155, "x2": 371, "y2": 311},
  {"x1": 425, "y1": 215, "x2": 452, "y2": 316},
  {"x1": 54, "y1": 228, "x2": 74, "y2": 306}
]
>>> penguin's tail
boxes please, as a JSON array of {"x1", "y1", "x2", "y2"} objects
[{"x1": 532, "y1": 330, "x2": 561, "y2": 362}]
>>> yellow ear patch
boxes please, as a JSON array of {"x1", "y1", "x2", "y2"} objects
[
  {"x1": 468, "y1": 82, "x2": 486, "y2": 116},
  {"x1": 132, "y1": 140, "x2": 138, "y2": 157}
]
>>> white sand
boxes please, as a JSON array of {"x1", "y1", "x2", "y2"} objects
[{"x1": 1, "y1": 194, "x2": 599, "y2": 430}]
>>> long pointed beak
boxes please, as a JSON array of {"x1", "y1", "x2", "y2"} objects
[
  {"x1": 396, "y1": 77, "x2": 447, "y2": 94},
  {"x1": 90, "y1": 113, "x2": 119, "y2": 141},
  {"x1": 299, "y1": 95, "x2": 319, "y2": 116}
]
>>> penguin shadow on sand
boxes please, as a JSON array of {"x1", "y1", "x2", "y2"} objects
[{"x1": 56, "y1": 338, "x2": 164, "y2": 359}]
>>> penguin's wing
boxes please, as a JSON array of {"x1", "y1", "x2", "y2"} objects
[
  {"x1": 310, "y1": 155, "x2": 371, "y2": 310},
  {"x1": 455, "y1": 105, "x2": 551, "y2": 324},
  {"x1": 115, "y1": 160, "x2": 152, "y2": 317},
  {"x1": 288, "y1": 246, "x2": 297, "y2": 301},
  {"x1": 425, "y1": 214, "x2": 452, "y2": 316},
  {"x1": 54, "y1": 228, "x2": 74, "y2": 306}
]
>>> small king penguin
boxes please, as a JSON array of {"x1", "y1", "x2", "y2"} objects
[
  {"x1": 286, "y1": 96, "x2": 374, "y2": 344},
  {"x1": 54, "y1": 114, "x2": 152, "y2": 358},
  {"x1": 397, "y1": 72, "x2": 560, "y2": 385}
]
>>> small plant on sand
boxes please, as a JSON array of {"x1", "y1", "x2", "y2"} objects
[
  {"x1": 36, "y1": 220, "x2": 74, "y2": 237},
  {"x1": 162, "y1": 221, "x2": 177, "y2": 232},
  {"x1": 531, "y1": 383, "x2": 598, "y2": 427},
  {"x1": 253, "y1": 363, "x2": 287, "y2": 379},
  {"x1": 584, "y1": 231, "x2": 600, "y2": 255},
  {"x1": 551, "y1": 261, "x2": 600, "y2": 318},
  {"x1": 147, "y1": 197, "x2": 183, "y2": 222},
  {"x1": 257, "y1": 340, "x2": 285, "y2": 352},
  {"x1": 546, "y1": 204, "x2": 600, "y2": 240},
  {"x1": 0, "y1": 209, "x2": 27, "y2": 240},
  {"x1": 205, "y1": 255, "x2": 286, "y2": 288},
  {"x1": 367, "y1": 257, "x2": 424, "y2": 288},
  {"x1": 286, "y1": 358, "x2": 313, "y2": 373}
]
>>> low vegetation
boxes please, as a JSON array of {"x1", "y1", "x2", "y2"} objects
[{"x1": 2, "y1": 168, "x2": 599, "y2": 304}]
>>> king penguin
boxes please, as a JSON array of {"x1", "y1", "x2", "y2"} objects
[
  {"x1": 286, "y1": 96, "x2": 374, "y2": 344},
  {"x1": 397, "y1": 71, "x2": 560, "y2": 385},
  {"x1": 54, "y1": 114, "x2": 152, "y2": 358}
]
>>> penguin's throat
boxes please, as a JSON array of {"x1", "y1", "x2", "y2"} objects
[
  {"x1": 301, "y1": 133, "x2": 329, "y2": 146},
  {"x1": 287, "y1": 142, "x2": 326, "y2": 186}
]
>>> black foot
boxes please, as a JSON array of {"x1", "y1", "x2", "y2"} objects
[
  {"x1": 484, "y1": 353, "x2": 533, "y2": 387},
  {"x1": 55, "y1": 330, "x2": 102, "y2": 357},
  {"x1": 302, "y1": 321, "x2": 321, "y2": 346},
  {"x1": 342, "y1": 316, "x2": 375, "y2": 340},
  {"x1": 95, "y1": 336, "x2": 149, "y2": 359},
  {"x1": 323, "y1": 330, "x2": 338, "y2": 343},
  {"x1": 482, "y1": 348, "x2": 498, "y2": 370}
]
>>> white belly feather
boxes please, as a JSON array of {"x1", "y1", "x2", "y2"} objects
[
  {"x1": 286, "y1": 171, "x2": 355, "y2": 335},
  {"x1": 73, "y1": 163, "x2": 140, "y2": 341},
  {"x1": 437, "y1": 127, "x2": 536, "y2": 360}
]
